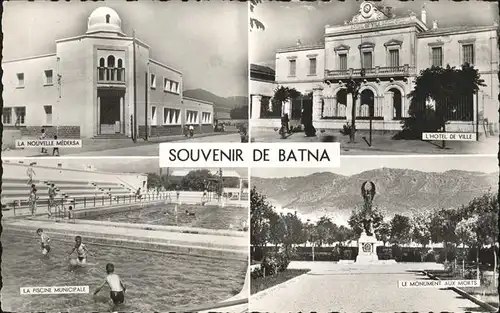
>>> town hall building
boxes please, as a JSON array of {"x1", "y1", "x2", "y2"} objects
[
  {"x1": 2, "y1": 6, "x2": 214, "y2": 139},
  {"x1": 251, "y1": 1, "x2": 499, "y2": 135}
]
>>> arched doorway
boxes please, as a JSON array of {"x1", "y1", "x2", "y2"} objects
[
  {"x1": 335, "y1": 89, "x2": 347, "y2": 117},
  {"x1": 388, "y1": 88, "x2": 403, "y2": 119},
  {"x1": 359, "y1": 89, "x2": 375, "y2": 118}
]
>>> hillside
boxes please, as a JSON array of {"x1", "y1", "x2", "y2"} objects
[
  {"x1": 252, "y1": 168, "x2": 498, "y2": 222},
  {"x1": 183, "y1": 89, "x2": 247, "y2": 110}
]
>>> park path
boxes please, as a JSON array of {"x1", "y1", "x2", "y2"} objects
[{"x1": 250, "y1": 262, "x2": 488, "y2": 312}]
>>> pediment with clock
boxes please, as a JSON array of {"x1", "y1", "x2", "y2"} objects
[{"x1": 351, "y1": 1, "x2": 389, "y2": 24}]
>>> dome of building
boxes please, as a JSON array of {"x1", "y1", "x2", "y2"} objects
[{"x1": 87, "y1": 7, "x2": 123, "y2": 35}]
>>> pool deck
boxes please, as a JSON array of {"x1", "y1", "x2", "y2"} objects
[{"x1": 3, "y1": 218, "x2": 249, "y2": 261}]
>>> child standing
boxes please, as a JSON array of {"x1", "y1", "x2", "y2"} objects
[
  {"x1": 26, "y1": 163, "x2": 36, "y2": 185},
  {"x1": 36, "y1": 228, "x2": 51, "y2": 255},
  {"x1": 93, "y1": 263, "x2": 127, "y2": 307},
  {"x1": 52, "y1": 135, "x2": 60, "y2": 156},
  {"x1": 40, "y1": 129, "x2": 47, "y2": 154},
  {"x1": 29, "y1": 185, "x2": 38, "y2": 218},
  {"x1": 67, "y1": 236, "x2": 93, "y2": 266},
  {"x1": 68, "y1": 206, "x2": 75, "y2": 223}
]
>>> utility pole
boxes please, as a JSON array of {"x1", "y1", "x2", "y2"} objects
[
  {"x1": 145, "y1": 68, "x2": 149, "y2": 141},
  {"x1": 133, "y1": 30, "x2": 137, "y2": 143}
]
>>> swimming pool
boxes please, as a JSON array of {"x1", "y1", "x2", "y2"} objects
[
  {"x1": 1, "y1": 231, "x2": 247, "y2": 312},
  {"x1": 82, "y1": 203, "x2": 248, "y2": 231}
]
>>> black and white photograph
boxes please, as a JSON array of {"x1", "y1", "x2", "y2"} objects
[
  {"x1": 2, "y1": 1, "x2": 249, "y2": 157},
  {"x1": 1, "y1": 159, "x2": 249, "y2": 312},
  {"x1": 250, "y1": 156, "x2": 498, "y2": 312},
  {"x1": 249, "y1": 0, "x2": 498, "y2": 154}
]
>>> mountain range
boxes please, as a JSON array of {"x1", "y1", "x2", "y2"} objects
[
  {"x1": 252, "y1": 168, "x2": 498, "y2": 223},
  {"x1": 183, "y1": 89, "x2": 248, "y2": 111}
]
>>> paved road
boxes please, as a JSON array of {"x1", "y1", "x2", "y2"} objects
[
  {"x1": 66, "y1": 133, "x2": 242, "y2": 156},
  {"x1": 251, "y1": 129, "x2": 497, "y2": 155},
  {"x1": 250, "y1": 262, "x2": 488, "y2": 312}
]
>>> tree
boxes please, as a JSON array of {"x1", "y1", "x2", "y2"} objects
[
  {"x1": 180, "y1": 169, "x2": 215, "y2": 191},
  {"x1": 400, "y1": 64, "x2": 486, "y2": 139},
  {"x1": 389, "y1": 214, "x2": 412, "y2": 246},
  {"x1": 336, "y1": 225, "x2": 355, "y2": 246},
  {"x1": 377, "y1": 221, "x2": 391, "y2": 247},
  {"x1": 250, "y1": 187, "x2": 275, "y2": 251},
  {"x1": 429, "y1": 208, "x2": 462, "y2": 262},
  {"x1": 281, "y1": 212, "x2": 306, "y2": 252},
  {"x1": 348, "y1": 206, "x2": 384, "y2": 237},
  {"x1": 315, "y1": 216, "x2": 337, "y2": 247},
  {"x1": 146, "y1": 173, "x2": 163, "y2": 190},
  {"x1": 272, "y1": 86, "x2": 302, "y2": 118},
  {"x1": 411, "y1": 213, "x2": 432, "y2": 248},
  {"x1": 249, "y1": 0, "x2": 265, "y2": 31},
  {"x1": 230, "y1": 105, "x2": 248, "y2": 120},
  {"x1": 344, "y1": 76, "x2": 364, "y2": 143}
]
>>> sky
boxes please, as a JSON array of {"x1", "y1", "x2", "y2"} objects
[
  {"x1": 3, "y1": 1, "x2": 248, "y2": 98},
  {"x1": 252, "y1": 155, "x2": 499, "y2": 178},
  {"x1": 250, "y1": 0, "x2": 499, "y2": 68}
]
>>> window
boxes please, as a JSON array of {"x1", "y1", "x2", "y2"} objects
[
  {"x1": 339, "y1": 54, "x2": 348, "y2": 70},
  {"x1": 186, "y1": 110, "x2": 199, "y2": 124},
  {"x1": 389, "y1": 49, "x2": 399, "y2": 68},
  {"x1": 17, "y1": 73, "x2": 24, "y2": 88},
  {"x1": 14, "y1": 107, "x2": 26, "y2": 125},
  {"x1": 106, "y1": 14, "x2": 110, "y2": 23},
  {"x1": 151, "y1": 106, "x2": 157, "y2": 125},
  {"x1": 362, "y1": 51, "x2": 373, "y2": 69},
  {"x1": 44, "y1": 105, "x2": 52, "y2": 125},
  {"x1": 163, "y1": 108, "x2": 181, "y2": 125},
  {"x1": 202, "y1": 112, "x2": 212, "y2": 124},
  {"x1": 431, "y1": 47, "x2": 443, "y2": 67},
  {"x1": 309, "y1": 58, "x2": 317, "y2": 75},
  {"x1": 3, "y1": 108, "x2": 12, "y2": 124},
  {"x1": 462, "y1": 44, "x2": 474, "y2": 65},
  {"x1": 150, "y1": 74, "x2": 156, "y2": 89},
  {"x1": 289, "y1": 59, "x2": 296, "y2": 76},
  {"x1": 164, "y1": 79, "x2": 180, "y2": 93},
  {"x1": 44, "y1": 70, "x2": 53, "y2": 85}
]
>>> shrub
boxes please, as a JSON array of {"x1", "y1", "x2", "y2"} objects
[
  {"x1": 261, "y1": 250, "x2": 291, "y2": 276},
  {"x1": 340, "y1": 122, "x2": 356, "y2": 136},
  {"x1": 424, "y1": 250, "x2": 437, "y2": 262},
  {"x1": 251, "y1": 267, "x2": 264, "y2": 279}
]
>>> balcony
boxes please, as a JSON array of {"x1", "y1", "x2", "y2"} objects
[
  {"x1": 97, "y1": 67, "x2": 126, "y2": 85},
  {"x1": 325, "y1": 65, "x2": 414, "y2": 80}
]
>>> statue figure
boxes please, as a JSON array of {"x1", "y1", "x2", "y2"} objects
[{"x1": 360, "y1": 181, "x2": 377, "y2": 236}]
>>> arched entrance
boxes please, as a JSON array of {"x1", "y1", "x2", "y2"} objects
[
  {"x1": 335, "y1": 89, "x2": 347, "y2": 117},
  {"x1": 359, "y1": 89, "x2": 375, "y2": 118},
  {"x1": 388, "y1": 88, "x2": 403, "y2": 119}
]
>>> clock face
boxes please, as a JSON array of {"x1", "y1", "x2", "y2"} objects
[{"x1": 363, "y1": 4, "x2": 371, "y2": 13}]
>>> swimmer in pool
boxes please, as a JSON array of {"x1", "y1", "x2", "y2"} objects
[
  {"x1": 93, "y1": 263, "x2": 127, "y2": 307},
  {"x1": 36, "y1": 228, "x2": 51, "y2": 256},
  {"x1": 67, "y1": 236, "x2": 94, "y2": 266}
]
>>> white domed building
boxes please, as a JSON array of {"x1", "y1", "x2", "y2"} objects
[{"x1": 2, "y1": 7, "x2": 214, "y2": 139}]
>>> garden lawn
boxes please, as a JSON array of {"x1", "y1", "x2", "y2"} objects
[{"x1": 251, "y1": 269, "x2": 309, "y2": 295}]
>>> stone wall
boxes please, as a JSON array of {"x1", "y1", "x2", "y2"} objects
[{"x1": 19, "y1": 126, "x2": 81, "y2": 139}]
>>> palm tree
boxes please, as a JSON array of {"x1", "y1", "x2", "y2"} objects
[
  {"x1": 272, "y1": 86, "x2": 302, "y2": 117},
  {"x1": 344, "y1": 70, "x2": 365, "y2": 143}
]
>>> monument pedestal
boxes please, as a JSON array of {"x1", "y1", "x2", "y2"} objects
[{"x1": 356, "y1": 232, "x2": 379, "y2": 264}]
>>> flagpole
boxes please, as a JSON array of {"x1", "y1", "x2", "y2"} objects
[{"x1": 133, "y1": 30, "x2": 137, "y2": 143}]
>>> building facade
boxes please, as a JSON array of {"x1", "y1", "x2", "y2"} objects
[
  {"x1": 251, "y1": 1, "x2": 499, "y2": 134},
  {"x1": 2, "y1": 7, "x2": 214, "y2": 139},
  {"x1": 250, "y1": 64, "x2": 276, "y2": 119}
]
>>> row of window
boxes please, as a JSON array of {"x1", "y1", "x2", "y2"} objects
[
  {"x1": 288, "y1": 57, "x2": 317, "y2": 77},
  {"x1": 287, "y1": 43, "x2": 475, "y2": 74},
  {"x1": 3, "y1": 105, "x2": 212, "y2": 126},
  {"x1": 150, "y1": 74, "x2": 180, "y2": 94},
  {"x1": 15, "y1": 70, "x2": 54, "y2": 88},
  {"x1": 150, "y1": 107, "x2": 212, "y2": 125}
]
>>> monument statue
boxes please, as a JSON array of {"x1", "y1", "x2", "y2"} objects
[
  {"x1": 356, "y1": 181, "x2": 379, "y2": 263},
  {"x1": 361, "y1": 181, "x2": 376, "y2": 236}
]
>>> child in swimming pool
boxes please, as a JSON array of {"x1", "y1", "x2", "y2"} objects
[
  {"x1": 93, "y1": 263, "x2": 127, "y2": 307},
  {"x1": 36, "y1": 228, "x2": 51, "y2": 255},
  {"x1": 67, "y1": 236, "x2": 93, "y2": 266}
]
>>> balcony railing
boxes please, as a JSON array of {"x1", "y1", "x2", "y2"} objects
[
  {"x1": 325, "y1": 65, "x2": 413, "y2": 79},
  {"x1": 97, "y1": 67, "x2": 125, "y2": 84}
]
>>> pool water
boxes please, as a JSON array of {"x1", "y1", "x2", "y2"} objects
[
  {"x1": 1, "y1": 232, "x2": 247, "y2": 312},
  {"x1": 83, "y1": 204, "x2": 248, "y2": 230}
]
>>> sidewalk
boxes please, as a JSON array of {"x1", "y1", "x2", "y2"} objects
[
  {"x1": 4, "y1": 219, "x2": 248, "y2": 254},
  {"x1": 2, "y1": 131, "x2": 239, "y2": 157},
  {"x1": 251, "y1": 129, "x2": 498, "y2": 154}
]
